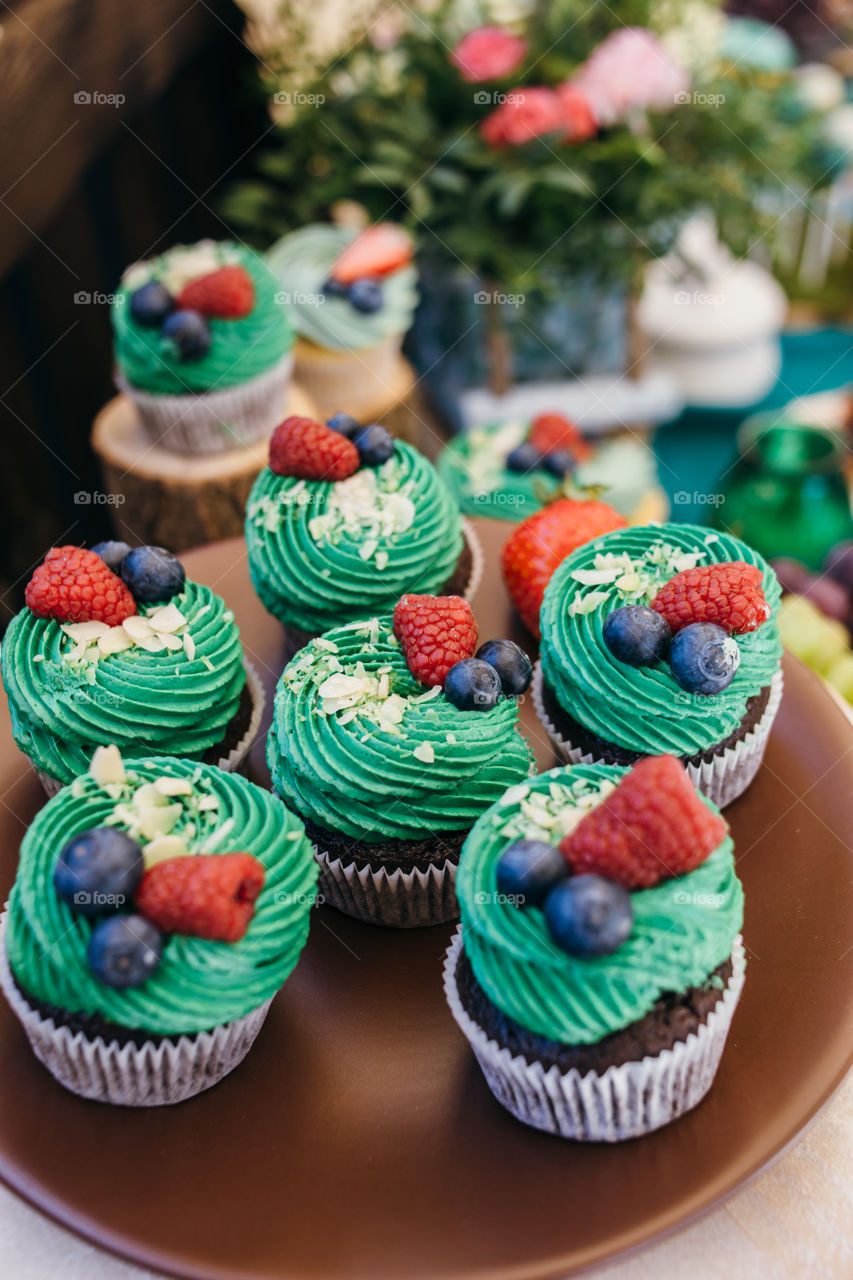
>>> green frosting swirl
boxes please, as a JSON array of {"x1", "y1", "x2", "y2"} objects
[
  {"x1": 457, "y1": 762, "x2": 743, "y2": 1044},
  {"x1": 266, "y1": 224, "x2": 417, "y2": 351},
  {"x1": 245, "y1": 442, "x2": 464, "y2": 634},
  {"x1": 540, "y1": 523, "x2": 782, "y2": 756},
  {"x1": 268, "y1": 617, "x2": 533, "y2": 841},
  {"x1": 112, "y1": 241, "x2": 293, "y2": 394},
  {"x1": 438, "y1": 420, "x2": 660, "y2": 522},
  {"x1": 2, "y1": 581, "x2": 246, "y2": 786},
  {"x1": 6, "y1": 756, "x2": 317, "y2": 1036}
]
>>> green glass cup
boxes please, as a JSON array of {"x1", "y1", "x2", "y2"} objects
[{"x1": 712, "y1": 415, "x2": 853, "y2": 570}]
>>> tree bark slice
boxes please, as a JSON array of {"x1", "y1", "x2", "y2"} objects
[{"x1": 91, "y1": 383, "x2": 318, "y2": 552}]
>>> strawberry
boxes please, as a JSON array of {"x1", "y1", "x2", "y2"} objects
[
  {"x1": 528, "y1": 412, "x2": 591, "y2": 461},
  {"x1": 176, "y1": 265, "x2": 255, "y2": 319},
  {"x1": 392, "y1": 594, "x2": 478, "y2": 686},
  {"x1": 135, "y1": 852, "x2": 265, "y2": 943},
  {"x1": 329, "y1": 223, "x2": 413, "y2": 285},
  {"x1": 501, "y1": 499, "x2": 626, "y2": 638},
  {"x1": 651, "y1": 561, "x2": 770, "y2": 636},
  {"x1": 559, "y1": 756, "x2": 728, "y2": 889},
  {"x1": 25, "y1": 546, "x2": 137, "y2": 627},
  {"x1": 269, "y1": 416, "x2": 359, "y2": 482}
]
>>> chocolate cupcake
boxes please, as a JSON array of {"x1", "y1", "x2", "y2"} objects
[
  {"x1": 534, "y1": 523, "x2": 783, "y2": 807},
  {"x1": 0, "y1": 748, "x2": 317, "y2": 1105},
  {"x1": 267, "y1": 600, "x2": 534, "y2": 926},
  {"x1": 2, "y1": 543, "x2": 263, "y2": 794},
  {"x1": 445, "y1": 757, "x2": 745, "y2": 1140}
]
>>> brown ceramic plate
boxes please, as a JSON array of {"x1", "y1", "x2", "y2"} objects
[{"x1": 0, "y1": 523, "x2": 852, "y2": 1280}]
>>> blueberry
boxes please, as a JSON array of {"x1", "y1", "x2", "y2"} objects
[
  {"x1": 129, "y1": 281, "x2": 174, "y2": 328},
  {"x1": 161, "y1": 309, "x2": 211, "y2": 361},
  {"x1": 669, "y1": 622, "x2": 740, "y2": 695},
  {"x1": 543, "y1": 874, "x2": 633, "y2": 958},
  {"x1": 506, "y1": 442, "x2": 542, "y2": 473},
  {"x1": 327, "y1": 412, "x2": 362, "y2": 439},
  {"x1": 87, "y1": 915, "x2": 164, "y2": 988},
  {"x1": 120, "y1": 545, "x2": 186, "y2": 603},
  {"x1": 542, "y1": 449, "x2": 575, "y2": 478},
  {"x1": 475, "y1": 638, "x2": 533, "y2": 695},
  {"x1": 354, "y1": 423, "x2": 395, "y2": 467},
  {"x1": 92, "y1": 540, "x2": 131, "y2": 572},
  {"x1": 322, "y1": 276, "x2": 350, "y2": 299},
  {"x1": 443, "y1": 658, "x2": 501, "y2": 711},
  {"x1": 604, "y1": 606, "x2": 672, "y2": 668},
  {"x1": 348, "y1": 279, "x2": 384, "y2": 313},
  {"x1": 496, "y1": 839, "x2": 568, "y2": 906},
  {"x1": 55, "y1": 828, "x2": 144, "y2": 917}
]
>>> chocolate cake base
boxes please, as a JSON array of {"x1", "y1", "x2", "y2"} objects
[
  {"x1": 440, "y1": 538, "x2": 474, "y2": 597},
  {"x1": 302, "y1": 815, "x2": 466, "y2": 876},
  {"x1": 540, "y1": 677, "x2": 772, "y2": 768},
  {"x1": 202, "y1": 680, "x2": 254, "y2": 765},
  {"x1": 455, "y1": 945, "x2": 732, "y2": 1074},
  {"x1": 11, "y1": 971, "x2": 187, "y2": 1050}
]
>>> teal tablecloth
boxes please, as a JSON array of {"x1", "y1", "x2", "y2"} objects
[{"x1": 654, "y1": 327, "x2": 853, "y2": 524}]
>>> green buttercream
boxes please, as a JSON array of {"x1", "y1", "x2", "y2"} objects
[
  {"x1": 245, "y1": 442, "x2": 464, "y2": 633},
  {"x1": 457, "y1": 763, "x2": 743, "y2": 1044},
  {"x1": 268, "y1": 617, "x2": 533, "y2": 841},
  {"x1": 2, "y1": 581, "x2": 246, "y2": 786},
  {"x1": 438, "y1": 420, "x2": 660, "y2": 522},
  {"x1": 266, "y1": 224, "x2": 417, "y2": 350},
  {"x1": 6, "y1": 757, "x2": 317, "y2": 1035},
  {"x1": 112, "y1": 241, "x2": 293, "y2": 394},
  {"x1": 540, "y1": 523, "x2": 783, "y2": 756}
]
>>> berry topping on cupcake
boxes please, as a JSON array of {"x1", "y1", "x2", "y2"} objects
[
  {"x1": 54, "y1": 828, "x2": 144, "y2": 916},
  {"x1": 269, "y1": 415, "x2": 360, "y2": 482},
  {"x1": 329, "y1": 223, "x2": 413, "y2": 284},
  {"x1": 26, "y1": 546, "x2": 137, "y2": 626},
  {"x1": 669, "y1": 622, "x2": 741, "y2": 695},
  {"x1": 175, "y1": 264, "x2": 255, "y2": 319},
  {"x1": 528, "y1": 412, "x2": 591, "y2": 462},
  {"x1": 496, "y1": 838, "x2": 568, "y2": 905},
  {"x1": 120, "y1": 545, "x2": 186, "y2": 603},
  {"x1": 651, "y1": 561, "x2": 770, "y2": 635},
  {"x1": 393, "y1": 594, "x2": 478, "y2": 687},
  {"x1": 443, "y1": 657, "x2": 501, "y2": 710},
  {"x1": 559, "y1": 756, "x2": 728, "y2": 889},
  {"x1": 136, "y1": 852, "x2": 265, "y2": 943},
  {"x1": 87, "y1": 915, "x2": 164, "y2": 988},
  {"x1": 543, "y1": 875, "x2": 633, "y2": 958},
  {"x1": 502, "y1": 498, "x2": 627, "y2": 637},
  {"x1": 160, "y1": 310, "x2": 212, "y2": 361},
  {"x1": 475, "y1": 639, "x2": 533, "y2": 695},
  {"x1": 129, "y1": 281, "x2": 173, "y2": 328},
  {"x1": 603, "y1": 604, "x2": 672, "y2": 667},
  {"x1": 353, "y1": 422, "x2": 395, "y2": 468}
]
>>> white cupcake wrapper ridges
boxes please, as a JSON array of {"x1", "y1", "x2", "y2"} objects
[
  {"x1": 314, "y1": 845, "x2": 459, "y2": 928},
  {"x1": 0, "y1": 911, "x2": 272, "y2": 1106},
  {"x1": 461, "y1": 520, "x2": 484, "y2": 604},
  {"x1": 532, "y1": 662, "x2": 784, "y2": 809},
  {"x1": 30, "y1": 659, "x2": 265, "y2": 798},
  {"x1": 444, "y1": 928, "x2": 746, "y2": 1142},
  {"x1": 115, "y1": 350, "x2": 294, "y2": 455}
]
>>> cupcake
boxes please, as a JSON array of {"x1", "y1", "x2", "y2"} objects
[
  {"x1": 245, "y1": 414, "x2": 481, "y2": 653},
  {"x1": 0, "y1": 747, "x2": 318, "y2": 1105},
  {"x1": 438, "y1": 413, "x2": 667, "y2": 523},
  {"x1": 534, "y1": 523, "x2": 784, "y2": 807},
  {"x1": 267, "y1": 595, "x2": 534, "y2": 926},
  {"x1": 445, "y1": 756, "x2": 745, "y2": 1141},
  {"x1": 2, "y1": 542, "x2": 262, "y2": 795},
  {"x1": 112, "y1": 239, "x2": 294, "y2": 454},
  {"x1": 266, "y1": 222, "x2": 417, "y2": 421}
]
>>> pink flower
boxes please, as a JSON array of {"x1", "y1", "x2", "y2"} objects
[
  {"x1": 570, "y1": 28, "x2": 689, "y2": 126},
  {"x1": 556, "y1": 84, "x2": 597, "y2": 142},
  {"x1": 451, "y1": 26, "x2": 527, "y2": 83},
  {"x1": 480, "y1": 87, "x2": 565, "y2": 147}
]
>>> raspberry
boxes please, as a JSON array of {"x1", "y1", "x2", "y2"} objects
[
  {"x1": 559, "y1": 756, "x2": 728, "y2": 890},
  {"x1": 25, "y1": 546, "x2": 137, "y2": 627},
  {"x1": 651, "y1": 561, "x2": 770, "y2": 636},
  {"x1": 393, "y1": 594, "x2": 478, "y2": 687},
  {"x1": 176, "y1": 265, "x2": 255, "y2": 319},
  {"x1": 135, "y1": 852, "x2": 265, "y2": 943},
  {"x1": 528, "y1": 412, "x2": 591, "y2": 461},
  {"x1": 269, "y1": 416, "x2": 359, "y2": 482}
]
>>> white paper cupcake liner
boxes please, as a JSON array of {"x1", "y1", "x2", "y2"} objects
[
  {"x1": 115, "y1": 351, "x2": 293, "y2": 456},
  {"x1": 29, "y1": 659, "x2": 265, "y2": 798},
  {"x1": 0, "y1": 912, "x2": 272, "y2": 1106},
  {"x1": 314, "y1": 844, "x2": 459, "y2": 928},
  {"x1": 460, "y1": 520, "x2": 484, "y2": 604},
  {"x1": 444, "y1": 928, "x2": 746, "y2": 1141},
  {"x1": 291, "y1": 335, "x2": 403, "y2": 422},
  {"x1": 532, "y1": 662, "x2": 784, "y2": 809}
]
